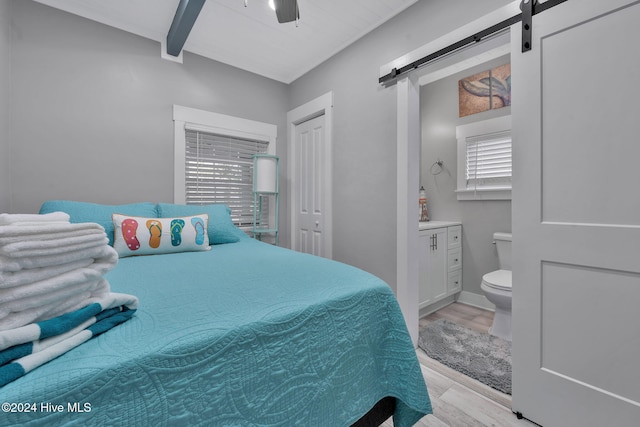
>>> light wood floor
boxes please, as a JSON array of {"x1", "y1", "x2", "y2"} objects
[
  {"x1": 418, "y1": 301, "x2": 494, "y2": 335},
  {"x1": 383, "y1": 303, "x2": 537, "y2": 427}
]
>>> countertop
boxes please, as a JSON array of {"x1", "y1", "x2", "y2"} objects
[{"x1": 418, "y1": 220, "x2": 462, "y2": 231}]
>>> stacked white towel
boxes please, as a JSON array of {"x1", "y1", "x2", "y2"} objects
[{"x1": 0, "y1": 212, "x2": 119, "y2": 331}]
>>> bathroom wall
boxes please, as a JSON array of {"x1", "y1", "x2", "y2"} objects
[{"x1": 420, "y1": 54, "x2": 512, "y2": 301}]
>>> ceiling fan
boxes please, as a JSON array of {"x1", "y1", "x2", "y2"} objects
[
  {"x1": 167, "y1": 0, "x2": 300, "y2": 58},
  {"x1": 245, "y1": 0, "x2": 300, "y2": 23}
]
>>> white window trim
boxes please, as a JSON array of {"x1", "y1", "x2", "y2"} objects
[
  {"x1": 173, "y1": 105, "x2": 277, "y2": 224},
  {"x1": 456, "y1": 115, "x2": 512, "y2": 201}
]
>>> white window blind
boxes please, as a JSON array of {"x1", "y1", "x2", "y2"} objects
[
  {"x1": 465, "y1": 129, "x2": 512, "y2": 190},
  {"x1": 185, "y1": 129, "x2": 269, "y2": 229}
]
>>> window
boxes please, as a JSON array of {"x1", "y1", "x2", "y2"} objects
[
  {"x1": 173, "y1": 105, "x2": 277, "y2": 230},
  {"x1": 466, "y1": 129, "x2": 512, "y2": 189},
  {"x1": 185, "y1": 130, "x2": 269, "y2": 228},
  {"x1": 456, "y1": 115, "x2": 512, "y2": 200}
]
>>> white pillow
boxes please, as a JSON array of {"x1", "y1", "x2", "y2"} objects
[{"x1": 112, "y1": 213, "x2": 210, "y2": 257}]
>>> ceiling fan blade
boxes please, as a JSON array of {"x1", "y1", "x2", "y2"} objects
[{"x1": 274, "y1": 0, "x2": 299, "y2": 23}]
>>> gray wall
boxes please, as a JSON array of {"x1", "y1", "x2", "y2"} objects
[
  {"x1": 0, "y1": 0, "x2": 11, "y2": 213},
  {"x1": 8, "y1": 0, "x2": 290, "y2": 243},
  {"x1": 420, "y1": 55, "x2": 512, "y2": 297},
  {"x1": 289, "y1": 0, "x2": 512, "y2": 291}
]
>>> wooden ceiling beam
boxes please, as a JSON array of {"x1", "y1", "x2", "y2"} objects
[{"x1": 166, "y1": 0, "x2": 206, "y2": 57}]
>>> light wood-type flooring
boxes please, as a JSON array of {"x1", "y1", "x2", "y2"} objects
[{"x1": 383, "y1": 303, "x2": 537, "y2": 427}]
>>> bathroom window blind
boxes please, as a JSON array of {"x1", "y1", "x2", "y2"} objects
[
  {"x1": 465, "y1": 130, "x2": 512, "y2": 190},
  {"x1": 185, "y1": 129, "x2": 269, "y2": 230}
]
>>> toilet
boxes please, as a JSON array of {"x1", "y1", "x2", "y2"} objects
[{"x1": 481, "y1": 232, "x2": 512, "y2": 341}]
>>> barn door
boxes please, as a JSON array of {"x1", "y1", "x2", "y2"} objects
[{"x1": 511, "y1": 1, "x2": 640, "y2": 425}]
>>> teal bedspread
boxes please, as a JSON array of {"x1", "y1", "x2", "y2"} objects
[{"x1": 0, "y1": 238, "x2": 431, "y2": 426}]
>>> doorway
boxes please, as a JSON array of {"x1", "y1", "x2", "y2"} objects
[
  {"x1": 392, "y1": 28, "x2": 512, "y2": 345},
  {"x1": 415, "y1": 36, "x2": 512, "y2": 399}
]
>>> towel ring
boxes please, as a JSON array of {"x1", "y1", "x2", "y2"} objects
[{"x1": 430, "y1": 159, "x2": 443, "y2": 175}]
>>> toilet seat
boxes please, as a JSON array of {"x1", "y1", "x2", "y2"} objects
[{"x1": 482, "y1": 269, "x2": 512, "y2": 291}]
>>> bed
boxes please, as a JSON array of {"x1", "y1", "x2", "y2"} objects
[{"x1": 0, "y1": 201, "x2": 432, "y2": 426}]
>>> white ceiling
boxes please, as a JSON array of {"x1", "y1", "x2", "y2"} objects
[{"x1": 33, "y1": 0, "x2": 418, "y2": 83}]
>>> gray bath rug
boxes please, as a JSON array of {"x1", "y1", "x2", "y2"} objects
[{"x1": 418, "y1": 318, "x2": 512, "y2": 395}]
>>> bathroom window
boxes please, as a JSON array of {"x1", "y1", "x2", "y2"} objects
[{"x1": 456, "y1": 115, "x2": 512, "y2": 200}]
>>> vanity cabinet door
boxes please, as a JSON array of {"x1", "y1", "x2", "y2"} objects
[{"x1": 418, "y1": 228, "x2": 447, "y2": 309}]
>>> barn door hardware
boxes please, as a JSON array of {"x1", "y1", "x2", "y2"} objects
[
  {"x1": 379, "y1": 0, "x2": 568, "y2": 84},
  {"x1": 521, "y1": 0, "x2": 534, "y2": 52}
]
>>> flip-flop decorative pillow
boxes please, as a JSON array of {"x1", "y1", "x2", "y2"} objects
[
  {"x1": 112, "y1": 214, "x2": 210, "y2": 257},
  {"x1": 156, "y1": 203, "x2": 244, "y2": 244}
]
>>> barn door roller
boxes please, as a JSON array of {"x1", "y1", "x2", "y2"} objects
[{"x1": 521, "y1": 0, "x2": 534, "y2": 52}]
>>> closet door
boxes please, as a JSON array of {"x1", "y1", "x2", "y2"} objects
[
  {"x1": 295, "y1": 114, "x2": 325, "y2": 257},
  {"x1": 511, "y1": 1, "x2": 640, "y2": 425}
]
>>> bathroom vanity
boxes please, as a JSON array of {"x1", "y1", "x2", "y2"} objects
[{"x1": 418, "y1": 221, "x2": 462, "y2": 312}]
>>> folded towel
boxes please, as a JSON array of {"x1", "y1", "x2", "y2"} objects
[
  {"x1": 0, "y1": 244, "x2": 117, "y2": 272},
  {"x1": 0, "y1": 258, "x2": 94, "y2": 289},
  {"x1": 0, "y1": 279, "x2": 110, "y2": 331},
  {"x1": 0, "y1": 234, "x2": 109, "y2": 259},
  {"x1": 0, "y1": 292, "x2": 138, "y2": 352},
  {"x1": 0, "y1": 212, "x2": 70, "y2": 225},
  {"x1": 0, "y1": 292, "x2": 138, "y2": 387},
  {"x1": 0, "y1": 222, "x2": 106, "y2": 245},
  {"x1": 0, "y1": 266, "x2": 111, "y2": 306},
  {"x1": 0, "y1": 244, "x2": 117, "y2": 296}
]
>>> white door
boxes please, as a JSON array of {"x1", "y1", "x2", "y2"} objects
[
  {"x1": 295, "y1": 114, "x2": 325, "y2": 256},
  {"x1": 511, "y1": 1, "x2": 640, "y2": 426}
]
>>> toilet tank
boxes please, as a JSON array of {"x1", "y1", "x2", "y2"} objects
[{"x1": 494, "y1": 232, "x2": 512, "y2": 270}]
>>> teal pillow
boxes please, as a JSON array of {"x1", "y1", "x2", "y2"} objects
[
  {"x1": 156, "y1": 203, "x2": 243, "y2": 244},
  {"x1": 39, "y1": 200, "x2": 158, "y2": 246}
]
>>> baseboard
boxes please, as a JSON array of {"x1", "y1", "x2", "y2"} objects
[{"x1": 456, "y1": 291, "x2": 495, "y2": 311}]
